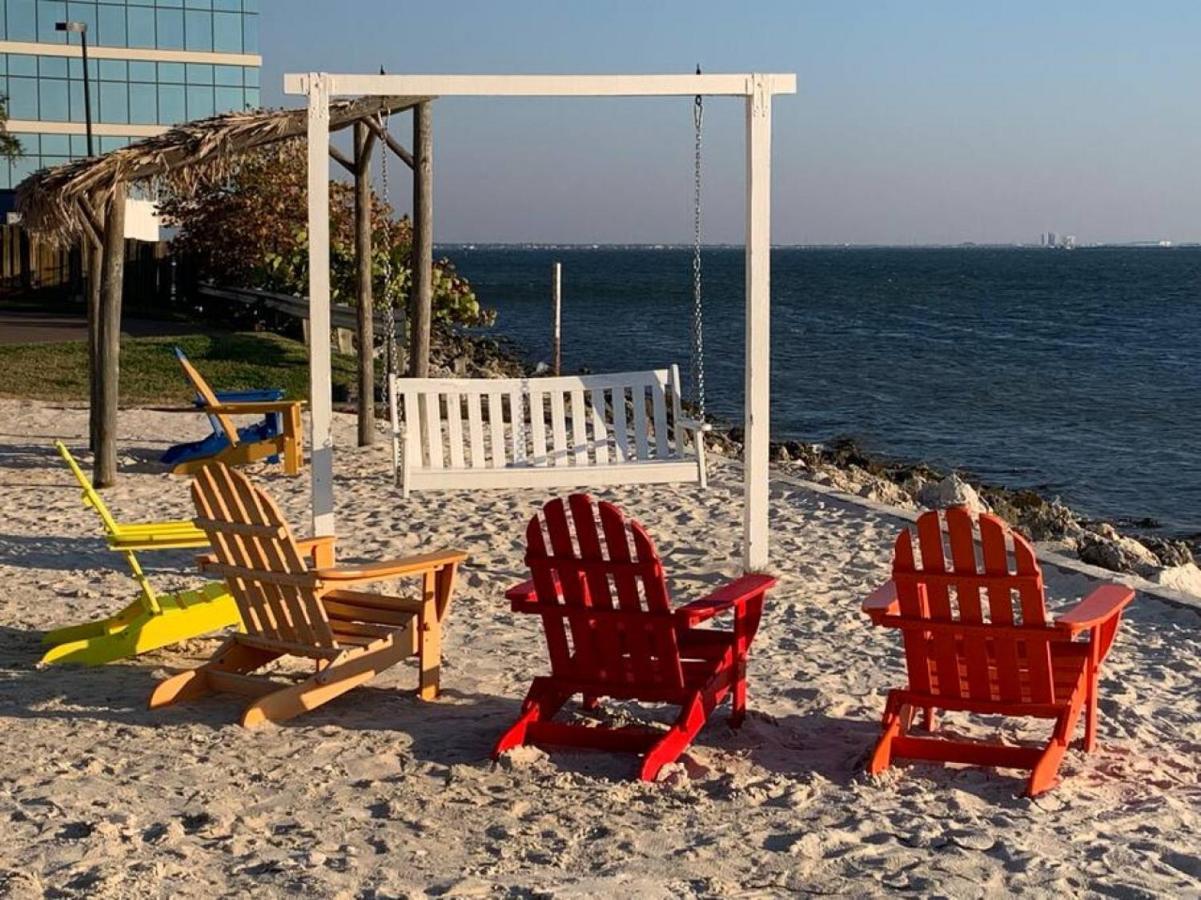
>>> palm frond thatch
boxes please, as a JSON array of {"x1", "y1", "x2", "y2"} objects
[{"x1": 16, "y1": 95, "x2": 426, "y2": 243}]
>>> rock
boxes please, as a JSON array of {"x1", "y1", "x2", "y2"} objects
[
  {"x1": 1152, "y1": 563, "x2": 1201, "y2": 597},
  {"x1": 1140, "y1": 536, "x2": 1195, "y2": 568},
  {"x1": 917, "y1": 474, "x2": 990, "y2": 514},
  {"x1": 857, "y1": 478, "x2": 913, "y2": 508},
  {"x1": 1078, "y1": 530, "x2": 1160, "y2": 575},
  {"x1": 496, "y1": 745, "x2": 548, "y2": 771}
]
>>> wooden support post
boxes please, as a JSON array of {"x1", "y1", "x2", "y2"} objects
[
  {"x1": 743, "y1": 76, "x2": 772, "y2": 572},
  {"x1": 354, "y1": 119, "x2": 376, "y2": 447},
  {"x1": 306, "y1": 74, "x2": 335, "y2": 537},
  {"x1": 86, "y1": 235, "x2": 102, "y2": 451},
  {"x1": 551, "y1": 261, "x2": 562, "y2": 376},
  {"x1": 408, "y1": 101, "x2": 433, "y2": 378},
  {"x1": 95, "y1": 183, "x2": 126, "y2": 487}
]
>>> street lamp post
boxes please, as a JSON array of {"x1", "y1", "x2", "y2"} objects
[{"x1": 55, "y1": 21, "x2": 93, "y2": 157}]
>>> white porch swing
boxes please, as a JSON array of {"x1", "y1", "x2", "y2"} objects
[
  {"x1": 289, "y1": 72, "x2": 795, "y2": 571},
  {"x1": 384, "y1": 86, "x2": 713, "y2": 498}
]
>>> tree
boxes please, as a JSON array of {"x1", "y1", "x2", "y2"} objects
[
  {"x1": 0, "y1": 94, "x2": 23, "y2": 162},
  {"x1": 158, "y1": 139, "x2": 491, "y2": 328}
]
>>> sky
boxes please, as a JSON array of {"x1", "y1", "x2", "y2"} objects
[{"x1": 263, "y1": 1, "x2": 1201, "y2": 246}]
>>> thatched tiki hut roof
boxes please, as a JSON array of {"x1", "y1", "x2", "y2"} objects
[
  {"x1": 16, "y1": 95, "x2": 425, "y2": 243},
  {"x1": 15, "y1": 94, "x2": 432, "y2": 487}
]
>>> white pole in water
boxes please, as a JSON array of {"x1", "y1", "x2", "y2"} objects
[{"x1": 552, "y1": 261, "x2": 562, "y2": 376}]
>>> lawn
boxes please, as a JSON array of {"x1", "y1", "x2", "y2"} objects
[{"x1": 0, "y1": 332, "x2": 358, "y2": 404}]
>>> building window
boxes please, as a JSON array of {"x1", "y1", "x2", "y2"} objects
[
  {"x1": 40, "y1": 78, "x2": 68, "y2": 121},
  {"x1": 186, "y1": 83, "x2": 213, "y2": 119},
  {"x1": 212, "y1": 11, "x2": 240, "y2": 52},
  {"x1": 214, "y1": 84, "x2": 241, "y2": 112},
  {"x1": 7, "y1": 0, "x2": 38, "y2": 42},
  {"x1": 129, "y1": 81, "x2": 157, "y2": 124},
  {"x1": 214, "y1": 64, "x2": 241, "y2": 86},
  {"x1": 127, "y1": 6, "x2": 155, "y2": 48},
  {"x1": 7, "y1": 75, "x2": 38, "y2": 118},
  {"x1": 184, "y1": 9, "x2": 212, "y2": 51},
  {"x1": 242, "y1": 12, "x2": 256, "y2": 53},
  {"x1": 156, "y1": 7, "x2": 184, "y2": 50},
  {"x1": 99, "y1": 81, "x2": 128, "y2": 123},
  {"x1": 37, "y1": 0, "x2": 68, "y2": 44},
  {"x1": 158, "y1": 82, "x2": 184, "y2": 122},
  {"x1": 97, "y1": 3, "x2": 126, "y2": 46}
]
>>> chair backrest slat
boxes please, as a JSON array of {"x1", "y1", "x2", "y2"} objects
[
  {"x1": 191, "y1": 464, "x2": 336, "y2": 649},
  {"x1": 523, "y1": 495, "x2": 684, "y2": 690},
  {"x1": 175, "y1": 348, "x2": 239, "y2": 447},
  {"x1": 892, "y1": 508, "x2": 1056, "y2": 706}
]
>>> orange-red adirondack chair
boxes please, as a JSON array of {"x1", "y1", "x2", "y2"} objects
[
  {"x1": 863, "y1": 506, "x2": 1133, "y2": 796},
  {"x1": 493, "y1": 494, "x2": 777, "y2": 781}
]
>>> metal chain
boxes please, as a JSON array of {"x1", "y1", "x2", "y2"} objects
[{"x1": 690, "y1": 84, "x2": 706, "y2": 418}]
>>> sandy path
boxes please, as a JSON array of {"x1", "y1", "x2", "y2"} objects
[{"x1": 1, "y1": 399, "x2": 1198, "y2": 898}]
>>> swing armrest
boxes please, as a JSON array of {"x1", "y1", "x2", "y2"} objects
[
  {"x1": 678, "y1": 417, "x2": 712, "y2": 434},
  {"x1": 676, "y1": 574, "x2": 777, "y2": 626}
]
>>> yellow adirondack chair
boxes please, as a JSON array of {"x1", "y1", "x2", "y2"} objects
[
  {"x1": 40, "y1": 442, "x2": 242, "y2": 665},
  {"x1": 166, "y1": 349, "x2": 305, "y2": 476},
  {"x1": 148, "y1": 463, "x2": 467, "y2": 727}
]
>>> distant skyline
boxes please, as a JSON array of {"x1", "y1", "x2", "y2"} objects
[{"x1": 264, "y1": 2, "x2": 1201, "y2": 246}]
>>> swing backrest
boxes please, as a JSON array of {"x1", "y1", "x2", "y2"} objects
[
  {"x1": 520, "y1": 494, "x2": 686, "y2": 691},
  {"x1": 890, "y1": 507, "x2": 1063, "y2": 706}
]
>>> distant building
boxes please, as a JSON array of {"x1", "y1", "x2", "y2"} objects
[
  {"x1": 0, "y1": 0, "x2": 262, "y2": 218},
  {"x1": 1047, "y1": 231, "x2": 1057, "y2": 248}
]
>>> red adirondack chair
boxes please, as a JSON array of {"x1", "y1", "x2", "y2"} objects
[
  {"x1": 493, "y1": 494, "x2": 777, "y2": 781},
  {"x1": 863, "y1": 506, "x2": 1133, "y2": 796}
]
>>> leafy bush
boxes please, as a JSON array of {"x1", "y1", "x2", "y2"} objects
[{"x1": 160, "y1": 139, "x2": 493, "y2": 327}]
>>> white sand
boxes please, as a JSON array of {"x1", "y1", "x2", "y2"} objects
[{"x1": 1, "y1": 398, "x2": 1199, "y2": 898}]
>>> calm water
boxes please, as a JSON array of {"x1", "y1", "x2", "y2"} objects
[{"x1": 449, "y1": 246, "x2": 1201, "y2": 537}]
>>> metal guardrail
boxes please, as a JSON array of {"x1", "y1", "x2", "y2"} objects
[{"x1": 197, "y1": 283, "x2": 405, "y2": 336}]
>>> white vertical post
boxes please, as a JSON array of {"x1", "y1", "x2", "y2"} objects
[
  {"x1": 306, "y1": 73, "x2": 335, "y2": 537},
  {"x1": 743, "y1": 75, "x2": 772, "y2": 572},
  {"x1": 551, "y1": 261, "x2": 562, "y2": 376}
]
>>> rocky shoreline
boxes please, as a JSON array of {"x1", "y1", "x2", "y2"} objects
[{"x1": 435, "y1": 327, "x2": 1201, "y2": 596}]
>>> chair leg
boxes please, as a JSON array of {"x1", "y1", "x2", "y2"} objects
[
  {"x1": 1083, "y1": 668, "x2": 1100, "y2": 753},
  {"x1": 868, "y1": 694, "x2": 907, "y2": 776},
  {"x1": 639, "y1": 692, "x2": 710, "y2": 782},
  {"x1": 492, "y1": 678, "x2": 570, "y2": 758},
  {"x1": 920, "y1": 706, "x2": 938, "y2": 732},
  {"x1": 148, "y1": 639, "x2": 279, "y2": 709},
  {"x1": 240, "y1": 641, "x2": 405, "y2": 728},
  {"x1": 729, "y1": 663, "x2": 748, "y2": 728},
  {"x1": 418, "y1": 579, "x2": 442, "y2": 701},
  {"x1": 1027, "y1": 695, "x2": 1085, "y2": 797}
]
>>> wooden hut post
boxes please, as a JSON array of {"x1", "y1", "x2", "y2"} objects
[
  {"x1": 408, "y1": 101, "x2": 433, "y2": 377},
  {"x1": 354, "y1": 119, "x2": 376, "y2": 446},
  {"x1": 95, "y1": 183, "x2": 126, "y2": 487}
]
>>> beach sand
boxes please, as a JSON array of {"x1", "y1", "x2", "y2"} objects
[{"x1": 1, "y1": 398, "x2": 1199, "y2": 897}]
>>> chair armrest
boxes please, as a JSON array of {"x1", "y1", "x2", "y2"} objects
[
  {"x1": 678, "y1": 417, "x2": 713, "y2": 434},
  {"x1": 296, "y1": 535, "x2": 337, "y2": 567},
  {"x1": 195, "y1": 551, "x2": 217, "y2": 571},
  {"x1": 1056, "y1": 584, "x2": 1135, "y2": 634},
  {"x1": 506, "y1": 580, "x2": 538, "y2": 603},
  {"x1": 203, "y1": 401, "x2": 306, "y2": 415},
  {"x1": 863, "y1": 581, "x2": 900, "y2": 621},
  {"x1": 315, "y1": 549, "x2": 467, "y2": 584},
  {"x1": 675, "y1": 573, "x2": 777, "y2": 626}
]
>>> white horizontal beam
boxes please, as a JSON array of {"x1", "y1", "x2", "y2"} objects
[{"x1": 284, "y1": 73, "x2": 796, "y2": 98}]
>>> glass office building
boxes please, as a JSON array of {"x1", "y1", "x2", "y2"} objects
[{"x1": 0, "y1": 0, "x2": 261, "y2": 197}]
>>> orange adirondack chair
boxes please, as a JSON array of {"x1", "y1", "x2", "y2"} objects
[
  {"x1": 148, "y1": 463, "x2": 466, "y2": 727},
  {"x1": 863, "y1": 506, "x2": 1133, "y2": 796},
  {"x1": 493, "y1": 494, "x2": 777, "y2": 781}
]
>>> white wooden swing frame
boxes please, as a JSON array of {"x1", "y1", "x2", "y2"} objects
[{"x1": 285, "y1": 72, "x2": 796, "y2": 571}]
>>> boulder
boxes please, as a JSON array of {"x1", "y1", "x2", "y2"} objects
[
  {"x1": 1152, "y1": 563, "x2": 1201, "y2": 598},
  {"x1": 1140, "y1": 536, "x2": 1195, "y2": 568},
  {"x1": 1077, "y1": 529, "x2": 1160, "y2": 575},
  {"x1": 917, "y1": 474, "x2": 990, "y2": 514}
]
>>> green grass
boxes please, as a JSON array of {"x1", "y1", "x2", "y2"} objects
[{"x1": 0, "y1": 332, "x2": 358, "y2": 404}]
